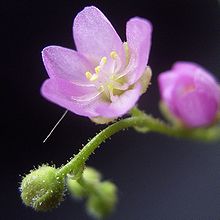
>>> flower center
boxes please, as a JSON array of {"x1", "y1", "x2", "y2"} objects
[{"x1": 85, "y1": 50, "x2": 125, "y2": 101}]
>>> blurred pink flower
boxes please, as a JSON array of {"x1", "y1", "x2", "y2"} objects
[
  {"x1": 41, "y1": 6, "x2": 152, "y2": 123},
  {"x1": 158, "y1": 62, "x2": 220, "y2": 127}
]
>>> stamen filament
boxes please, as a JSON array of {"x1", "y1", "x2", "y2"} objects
[{"x1": 90, "y1": 74, "x2": 98, "y2": 81}]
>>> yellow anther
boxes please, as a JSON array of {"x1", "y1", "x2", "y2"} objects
[
  {"x1": 85, "y1": 71, "x2": 92, "y2": 80},
  {"x1": 95, "y1": 65, "x2": 101, "y2": 74},
  {"x1": 85, "y1": 71, "x2": 98, "y2": 81},
  {"x1": 100, "y1": 56, "x2": 107, "y2": 65},
  {"x1": 110, "y1": 51, "x2": 118, "y2": 59}
]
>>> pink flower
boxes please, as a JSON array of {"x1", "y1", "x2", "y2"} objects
[
  {"x1": 158, "y1": 62, "x2": 220, "y2": 127},
  {"x1": 41, "y1": 6, "x2": 152, "y2": 123}
]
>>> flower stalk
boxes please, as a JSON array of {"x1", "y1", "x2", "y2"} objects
[
  {"x1": 67, "y1": 167, "x2": 117, "y2": 219},
  {"x1": 57, "y1": 109, "x2": 220, "y2": 178},
  {"x1": 20, "y1": 107, "x2": 220, "y2": 216}
]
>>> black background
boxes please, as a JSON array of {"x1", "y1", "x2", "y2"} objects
[{"x1": 2, "y1": 0, "x2": 220, "y2": 219}]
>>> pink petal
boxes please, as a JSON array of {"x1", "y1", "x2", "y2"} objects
[
  {"x1": 172, "y1": 62, "x2": 200, "y2": 75},
  {"x1": 41, "y1": 77, "x2": 145, "y2": 119},
  {"x1": 123, "y1": 17, "x2": 152, "y2": 84},
  {"x1": 73, "y1": 6, "x2": 124, "y2": 64},
  {"x1": 173, "y1": 61, "x2": 217, "y2": 84},
  {"x1": 158, "y1": 71, "x2": 177, "y2": 103},
  {"x1": 42, "y1": 46, "x2": 93, "y2": 85},
  {"x1": 41, "y1": 78, "x2": 101, "y2": 117},
  {"x1": 173, "y1": 62, "x2": 220, "y2": 104},
  {"x1": 158, "y1": 61, "x2": 220, "y2": 127},
  {"x1": 174, "y1": 90, "x2": 218, "y2": 127},
  {"x1": 95, "y1": 83, "x2": 143, "y2": 118}
]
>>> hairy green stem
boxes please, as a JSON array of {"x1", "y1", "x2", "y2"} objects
[
  {"x1": 57, "y1": 113, "x2": 220, "y2": 178},
  {"x1": 57, "y1": 116, "x2": 147, "y2": 177}
]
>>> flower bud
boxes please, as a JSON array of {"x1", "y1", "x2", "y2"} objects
[
  {"x1": 86, "y1": 181, "x2": 117, "y2": 219},
  {"x1": 83, "y1": 167, "x2": 102, "y2": 182},
  {"x1": 67, "y1": 167, "x2": 101, "y2": 199},
  {"x1": 20, "y1": 165, "x2": 65, "y2": 212},
  {"x1": 158, "y1": 62, "x2": 220, "y2": 127}
]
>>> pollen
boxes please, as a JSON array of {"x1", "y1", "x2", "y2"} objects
[
  {"x1": 100, "y1": 56, "x2": 107, "y2": 65},
  {"x1": 85, "y1": 71, "x2": 98, "y2": 81},
  {"x1": 85, "y1": 71, "x2": 92, "y2": 80},
  {"x1": 95, "y1": 65, "x2": 101, "y2": 74},
  {"x1": 110, "y1": 51, "x2": 118, "y2": 59}
]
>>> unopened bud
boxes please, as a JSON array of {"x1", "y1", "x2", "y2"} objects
[
  {"x1": 20, "y1": 165, "x2": 65, "y2": 211},
  {"x1": 86, "y1": 181, "x2": 117, "y2": 219},
  {"x1": 158, "y1": 62, "x2": 220, "y2": 127},
  {"x1": 67, "y1": 167, "x2": 101, "y2": 199}
]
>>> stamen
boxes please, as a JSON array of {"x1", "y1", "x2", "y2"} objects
[
  {"x1": 107, "y1": 83, "x2": 117, "y2": 102},
  {"x1": 90, "y1": 74, "x2": 98, "y2": 81},
  {"x1": 110, "y1": 51, "x2": 118, "y2": 59},
  {"x1": 100, "y1": 56, "x2": 107, "y2": 65},
  {"x1": 85, "y1": 71, "x2": 92, "y2": 80},
  {"x1": 95, "y1": 65, "x2": 101, "y2": 74},
  {"x1": 85, "y1": 71, "x2": 98, "y2": 81}
]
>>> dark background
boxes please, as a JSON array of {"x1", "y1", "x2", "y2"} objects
[{"x1": 2, "y1": 0, "x2": 220, "y2": 219}]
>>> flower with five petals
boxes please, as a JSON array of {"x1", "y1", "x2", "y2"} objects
[{"x1": 41, "y1": 6, "x2": 152, "y2": 123}]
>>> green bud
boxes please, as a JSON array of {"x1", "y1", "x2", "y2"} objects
[
  {"x1": 67, "y1": 166, "x2": 118, "y2": 218},
  {"x1": 20, "y1": 165, "x2": 65, "y2": 212},
  {"x1": 67, "y1": 178, "x2": 86, "y2": 199},
  {"x1": 67, "y1": 167, "x2": 101, "y2": 199},
  {"x1": 86, "y1": 181, "x2": 117, "y2": 219},
  {"x1": 83, "y1": 167, "x2": 102, "y2": 183}
]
